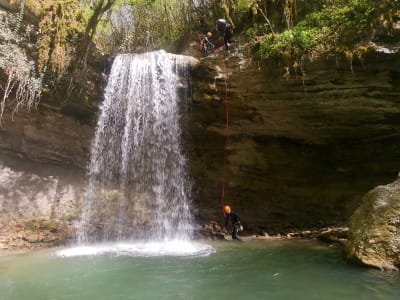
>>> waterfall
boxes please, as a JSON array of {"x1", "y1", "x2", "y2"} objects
[{"x1": 77, "y1": 50, "x2": 193, "y2": 244}]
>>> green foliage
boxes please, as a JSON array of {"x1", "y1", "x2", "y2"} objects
[
  {"x1": 33, "y1": 0, "x2": 86, "y2": 76},
  {"x1": 2, "y1": 0, "x2": 398, "y2": 110},
  {"x1": 258, "y1": 26, "x2": 323, "y2": 58},
  {"x1": 95, "y1": 0, "x2": 195, "y2": 53},
  {"x1": 246, "y1": 23, "x2": 270, "y2": 38},
  {"x1": 25, "y1": 221, "x2": 37, "y2": 232},
  {"x1": 256, "y1": 0, "x2": 399, "y2": 64},
  {"x1": 303, "y1": 0, "x2": 374, "y2": 45},
  {"x1": 0, "y1": 6, "x2": 42, "y2": 124}
]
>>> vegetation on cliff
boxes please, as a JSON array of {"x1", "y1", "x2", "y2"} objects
[
  {"x1": 249, "y1": 0, "x2": 399, "y2": 74},
  {"x1": 0, "y1": 1, "x2": 41, "y2": 123},
  {"x1": 0, "y1": 0, "x2": 198, "y2": 122},
  {"x1": 0, "y1": 0, "x2": 399, "y2": 122}
]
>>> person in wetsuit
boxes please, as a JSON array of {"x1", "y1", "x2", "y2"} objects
[
  {"x1": 224, "y1": 205, "x2": 243, "y2": 240},
  {"x1": 200, "y1": 32, "x2": 214, "y2": 56},
  {"x1": 215, "y1": 18, "x2": 233, "y2": 51}
]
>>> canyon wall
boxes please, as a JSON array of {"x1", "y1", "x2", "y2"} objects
[{"x1": 1, "y1": 47, "x2": 400, "y2": 240}]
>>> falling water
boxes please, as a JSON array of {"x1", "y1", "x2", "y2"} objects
[{"x1": 77, "y1": 50, "x2": 193, "y2": 244}]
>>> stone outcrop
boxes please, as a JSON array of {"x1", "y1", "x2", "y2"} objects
[
  {"x1": 0, "y1": 154, "x2": 85, "y2": 249},
  {"x1": 0, "y1": 106, "x2": 90, "y2": 249},
  {"x1": 0, "y1": 106, "x2": 93, "y2": 166},
  {"x1": 0, "y1": 219, "x2": 74, "y2": 250},
  {"x1": 345, "y1": 179, "x2": 400, "y2": 270},
  {"x1": 0, "y1": 163, "x2": 83, "y2": 226}
]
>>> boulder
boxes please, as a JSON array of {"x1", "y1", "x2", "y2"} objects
[{"x1": 345, "y1": 179, "x2": 400, "y2": 270}]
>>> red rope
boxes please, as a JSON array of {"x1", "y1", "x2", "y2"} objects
[{"x1": 221, "y1": 49, "x2": 229, "y2": 216}]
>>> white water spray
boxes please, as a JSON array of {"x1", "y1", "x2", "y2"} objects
[{"x1": 77, "y1": 50, "x2": 194, "y2": 245}]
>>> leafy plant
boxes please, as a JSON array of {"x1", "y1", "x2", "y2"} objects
[
  {"x1": 0, "y1": 4, "x2": 42, "y2": 124},
  {"x1": 25, "y1": 221, "x2": 38, "y2": 232},
  {"x1": 94, "y1": 0, "x2": 196, "y2": 54},
  {"x1": 255, "y1": 0, "x2": 398, "y2": 71}
]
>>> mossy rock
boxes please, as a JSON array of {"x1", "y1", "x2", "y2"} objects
[{"x1": 345, "y1": 179, "x2": 400, "y2": 270}]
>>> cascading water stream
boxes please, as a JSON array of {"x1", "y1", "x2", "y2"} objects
[{"x1": 76, "y1": 50, "x2": 193, "y2": 245}]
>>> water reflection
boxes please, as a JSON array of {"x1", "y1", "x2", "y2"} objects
[{"x1": 0, "y1": 240, "x2": 398, "y2": 300}]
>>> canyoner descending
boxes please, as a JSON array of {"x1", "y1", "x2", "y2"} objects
[{"x1": 76, "y1": 50, "x2": 195, "y2": 247}]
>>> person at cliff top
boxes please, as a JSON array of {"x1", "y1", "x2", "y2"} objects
[
  {"x1": 224, "y1": 204, "x2": 243, "y2": 240},
  {"x1": 199, "y1": 32, "x2": 215, "y2": 56},
  {"x1": 215, "y1": 18, "x2": 234, "y2": 51}
]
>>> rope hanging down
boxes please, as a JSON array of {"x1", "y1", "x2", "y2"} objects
[{"x1": 220, "y1": 49, "x2": 230, "y2": 216}]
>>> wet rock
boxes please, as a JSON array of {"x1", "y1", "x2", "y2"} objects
[
  {"x1": 0, "y1": 219, "x2": 74, "y2": 250},
  {"x1": 194, "y1": 221, "x2": 226, "y2": 240},
  {"x1": 317, "y1": 227, "x2": 348, "y2": 246},
  {"x1": 345, "y1": 179, "x2": 400, "y2": 271},
  {"x1": 285, "y1": 226, "x2": 348, "y2": 245},
  {"x1": 0, "y1": 163, "x2": 83, "y2": 228}
]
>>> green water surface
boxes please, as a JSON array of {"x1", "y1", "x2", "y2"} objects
[{"x1": 0, "y1": 239, "x2": 398, "y2": 300}]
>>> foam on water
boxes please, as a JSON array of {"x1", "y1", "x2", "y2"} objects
[{"x1": 56, "y1": 240, "x2": 214, "y2": 258}]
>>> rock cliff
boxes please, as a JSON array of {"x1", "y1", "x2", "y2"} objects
[
  {"x1": 188, "y1": 45, "x2": 400, "y2": 234},
  {"x1": 1, "y1": 43, "x2": 400, "y2": 248}
]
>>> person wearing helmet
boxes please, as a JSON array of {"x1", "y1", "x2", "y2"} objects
[
  {"x1": 215, "y1": 18, "x2": 233, "y2": 51},
  {"x1": 224, "y1": 204, "x2": 243, "y2": 241},
  {"x1": 199, "y1": 32, "x2": 214, "y2": 56}
]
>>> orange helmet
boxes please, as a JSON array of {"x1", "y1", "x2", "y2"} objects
[
  {"x1": 207, "y1": 32, "x2": 212, "y2": 38},
  {"x1": 224, "y1": 205, "x2": 231, "y2": 214}
]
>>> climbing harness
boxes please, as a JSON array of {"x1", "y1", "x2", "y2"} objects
[{"x1": 220, "y1": 49, "x2": 230, "y2": 216}]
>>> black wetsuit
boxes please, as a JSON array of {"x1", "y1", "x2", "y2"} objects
[
  {"x1": 216, "y1": 19, "x2": 233, "y2": 50},
  {"x1": 225, "y1": 211, "x2": 241, "y2": 240}
]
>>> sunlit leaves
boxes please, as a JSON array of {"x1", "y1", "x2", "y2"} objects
[
  {"x1": 94, "y1": 0, "x2": 195, "y2": 53},
  {"x1": 257, "y1": 0, "x2": 399, "y2": 62}
]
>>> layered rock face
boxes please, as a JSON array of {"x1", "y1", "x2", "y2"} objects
[
  {"x1": 0, "y1": 107, "x2": 91, "y2": 248},
  {"x1": 188, "y1": 47, "x2": 400, "y2": 233},
  {"x1": 345, "y1": 179, "x2": 400, "y2": 270},
  {"x1": 0, "y1": 47, "x2": 400, "y2": 245},
  {"x1": 0, "y1": 107, "x2": 93, "y2": 167}
]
